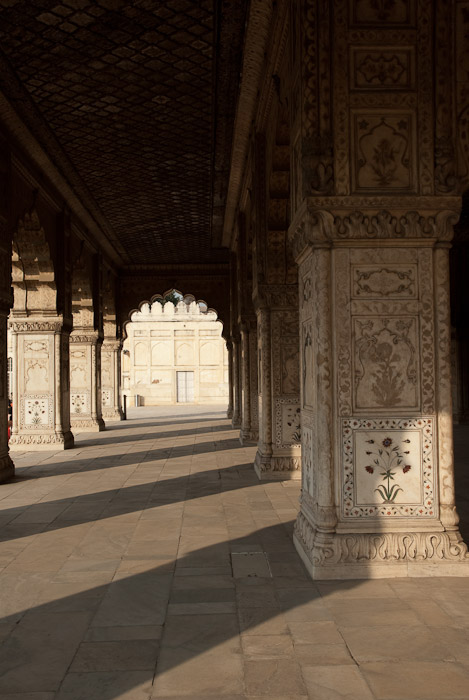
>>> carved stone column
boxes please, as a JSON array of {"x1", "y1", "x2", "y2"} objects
[
  {"x1": 253, "y1": 286, "x2": 301, "y2": 480},
  {"x1": 248, "y1": 321, "x2": 259, "y2": 442},
  {"x1": 231, "y1": 334, "x2": 242, "y2": 428},
  {"x1": 240, "y1": 318, "x2": 258, "y2": 444},
  {"x1": 0, "y1": 235, "x2": 14, "y2": 479},
  {"x1": 70, "y1": 330, "x2": 105, "y2": 432},
  {"x1": 290, "y1": 200, "x2": 469, "y2": 578},
  {"x1": 9, "y1": 317, "x2": 74, "y2": 450},
  {"x1": 226, "y1": 339, "x2": 234, "y2": 419},
  {"x1": 101, "y1": 339, "x2": 123, "y2": 421}
]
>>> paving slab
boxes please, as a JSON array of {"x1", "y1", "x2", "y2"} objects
[{"x1": 0, "y1": 408, "x2": 467, "y2": 699}]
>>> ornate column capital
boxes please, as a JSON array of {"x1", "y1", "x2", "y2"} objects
[
  {"x1": 288, "y1": 196, "x2": 462, "y2": 263},
  {"x1": 70, "y1": 328, "x2": 102, "y2": 344},
  {"x1": 253, "y1": 284, "x2": 298, "y2": 311},
  {"x1": 8, "y1": 316, "x2": 66, "y2": 334}
]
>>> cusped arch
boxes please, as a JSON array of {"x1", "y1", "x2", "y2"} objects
[
  {"x1": 123, "y1": 288, "x2": 223, "y2": 340},
  {"x1": 11, "y1": 209, "x2": 57, "y2": 313}
]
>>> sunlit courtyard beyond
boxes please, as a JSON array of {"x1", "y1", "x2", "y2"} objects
[{"x1": 0, "y1": 406, "x2": 469, "y2": 699}]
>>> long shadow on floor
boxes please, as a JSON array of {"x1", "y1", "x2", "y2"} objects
[
  {"x1": 12, "y1": 435, "x2": 245, "y2": 478},
  {"x1": 0, "y1": 519, "x2": 364, "y2": 699},
  {"x1": 0, "y1": 463, "x2": 261, "y2": 543},
  {"x1": 75, "y1": 423, "x2": 229, "y2": 448}
]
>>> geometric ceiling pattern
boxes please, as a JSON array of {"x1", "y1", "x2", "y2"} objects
[{"x1": 0, "y1": 0, "x2": 246, "y2": 265}]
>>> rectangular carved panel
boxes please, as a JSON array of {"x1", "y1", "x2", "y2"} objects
[
  {"x1": 350, "y1": 47, "x2": 415, "y2": 90},
  {"x1": 351, "y1": 264, "x2": 418, "y2": 299}
]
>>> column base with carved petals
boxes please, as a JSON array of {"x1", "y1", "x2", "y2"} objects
[
  {"x1": 102, "y1": 408, "x2": 124, "y2": 422},
  {"x1": 254, "y1": 450, "x2": 301, "y2": 481},
  {"x1": 70, "y1": 418, "x2": 105, "y2": 433},
  {"x1": 294, "y1": 511, "x2": 469, "y2": 580},
  {"x1": 9, "y1": 430, "x2": 74, "y2": 451},
  {"x1": 240, "y1": 428, "x2": 258, "y2": 445}
]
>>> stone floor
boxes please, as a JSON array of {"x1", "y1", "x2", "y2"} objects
[{"x1": 0, "y1": 406, "x2": 469, "y2": 699}]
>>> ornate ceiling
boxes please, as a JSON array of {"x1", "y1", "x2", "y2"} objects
[{"x1": 0, "y1": 0, "x2": 247, "y2": 266}]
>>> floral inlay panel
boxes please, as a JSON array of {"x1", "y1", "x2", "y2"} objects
[
  {"x1": 342, "y1": 417, "x2": 436, "y2": 518},
  {"x1": 71, "y1": 392, "x2": 90, "y2": 415},
  {"x1": 23, "y1": 397, "x2": 51, "y2": 428},
  {"x1": 275, "y1": 399, "x2": 301, "y2": 447}
]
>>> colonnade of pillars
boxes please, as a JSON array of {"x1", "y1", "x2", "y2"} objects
[{"x1": 6, "y1": 318, "x2": 122, "y2": 452}]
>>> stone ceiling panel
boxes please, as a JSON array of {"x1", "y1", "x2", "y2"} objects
[{"x1": 0, "y1": 0, "x2": 246, "y2": 265}]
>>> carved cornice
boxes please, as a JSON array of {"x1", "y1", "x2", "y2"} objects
[
  {"x1": 288, "y1": 196, "x2": 462, "y2": 262},
  {"x1": 221, "y1": 0, "x2": 274, "y2": 249},
  {"x1": 9, "y1": 318, "x2": 65, "y2": 333}
]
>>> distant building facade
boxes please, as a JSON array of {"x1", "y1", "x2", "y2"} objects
[{"x1": 122, "y1": 299, "x2": 228, "y2": 406}]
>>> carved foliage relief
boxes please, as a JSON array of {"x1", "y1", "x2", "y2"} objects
[
  {"x1": 342, "y1": 417, "x2": 436, "y2": 519},
  {"x1": 350, "y1": 0, "x2": 416, "y2": 26},
  {"x1": 353, "y1": 316, "x2": 419, "y2": 411},
  {"x1": 352, "y1": 112, "x2": 416, "y2": 192}
]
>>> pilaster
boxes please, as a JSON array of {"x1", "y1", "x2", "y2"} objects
[
  {"x1": 240, "y1": 318, "x2": 258, "y2": 444},
  {"x1": 0, "y1": 233, "x2": 14, "y2": 478},
  {"x1": 231, "y1": 333, "x2": 242, "y2": 429},
  {"x1": 253, "y1": 285, "x2": 301, "y2": 480},
  {"x1": 226, "y1": 339, "x2": 234, "y2": 419}
]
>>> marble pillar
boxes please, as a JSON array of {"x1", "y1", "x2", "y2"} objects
[
  {"x1": 290, "y1": 201, "x2": 469, "y2": 578},
  {"x1": 101, "y1": 339, "x2": 123, "y2": 421},
  {"x1": 253, "y1": 287, "x2": 301, "y2": 480},
  {"x1": 0, "y1": 241, "x2": 14, "y2": 478},
  {"x1": 231, "y1": 335, "x2": 242, "y2": 428},
  {"x1": 9, "y1": 316, "x2": 74, "y2": 450},
  {"x1": 226, "y1": 340, "x2": 234, "y2": 419},
  {"x1": 70, "y1": 330, "x2": 105, "y2": 432},
  {"x1": 240, "y1": 319, "x2": 259, "y2": 443},
  {"x1": 0, "y1": 307, "x2": 13, "y2": 480}
]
